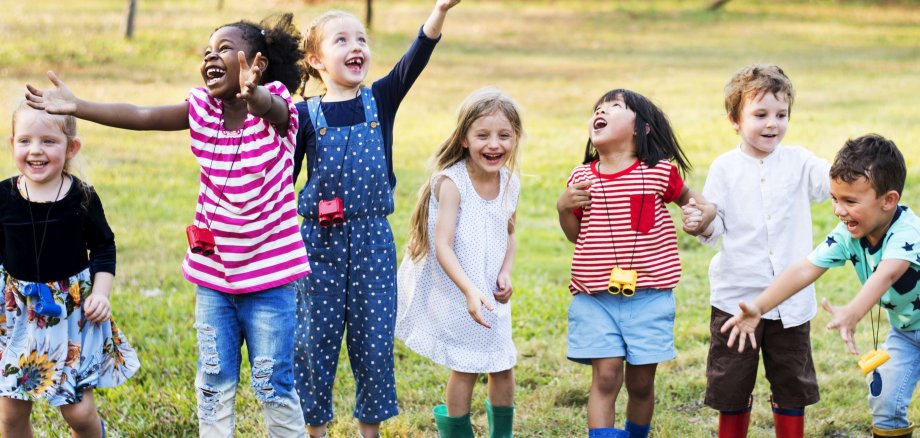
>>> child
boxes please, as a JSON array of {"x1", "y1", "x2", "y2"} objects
[
  {"x1": 556, "y1": 89, "x2": 716, "y2": 438},
  {"x1": 291, "y1": 2, "x2": 459, "y2": 437},
  {"x1": 682, "y1": 64, "x2": 829, "y2": 438},
  {"x1": 25, "y1": 14, "x2": 311, "y2": 437},
  {"x1": 0, "y1": 103, "x2": 140, "y2": 437},
  {"x1": 396, "y1": 87, "x2": 522, "y2": 437},
  {"x1": 722, "y1": 134, "x2": 920, "y2": 438}
]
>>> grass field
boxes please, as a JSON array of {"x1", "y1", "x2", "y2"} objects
[{"x1": 1, "y1": 0, "x2": 919, "y2": 436}]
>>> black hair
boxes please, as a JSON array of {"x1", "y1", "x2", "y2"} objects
[
  {"x1": 219, "y1": 13, "x2": 305, "y2": 94},
  {"x1": 831, "y1": 134, "x2": 905, "y2": 197},
  {"x1": 582, "y1": 89, "x2": 691, "y2": 176}
]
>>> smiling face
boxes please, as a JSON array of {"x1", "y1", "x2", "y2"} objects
[
  {"x1": 11, "y1": 108, "x2": 78, "y2": 188},
  {"x1": 830, "y1": 176, "x2": 899, "y2": 246},
  {"x1": 732, "y1": 91, "x2": 789, "y2": 159},
  {"x1": 589, "y1": 96, "x2": 637, "y2": 151},
  {"x1": 308, "y1": 16, "x2": 370, "y2": 95},
  {"x1": 462, "y1": 111, "x2": 516, "y2": 176},
  {"x1": 201, "y1": 26, "x2": 252, "y2": 99}
]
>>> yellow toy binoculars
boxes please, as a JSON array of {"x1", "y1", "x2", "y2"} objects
[
  {"x1": 607, "y1": 267, "x2": 637, "y2": 296},
  {"x1": 858, "y1": 349, "x2": 890, "y2": 374}
]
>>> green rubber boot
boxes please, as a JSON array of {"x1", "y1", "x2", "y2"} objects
[
  {"x1": 433, "y1": 404, "x2": 474, "y2": 438},
  {"x1": 486, "y1": 399, "x2": 514, "y2": 438}
]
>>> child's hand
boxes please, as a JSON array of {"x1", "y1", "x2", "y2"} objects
[
  {"x1": 557, "y1": 181, "x2": 592, "y2": 212},
  {"x1": 83, "y1": 293, "x2": 111, "y2": 323},
  {"x1": 436, "y1": 0, "x2": 461, "y2": 12},
  {"x1": 25, "y1": 71, "x2": 78, "y2": 115},
  {"x1": 720, "y1": 301, "x2": 762, "y2": 352},
  {"x1": 681, "y1": 198, "x2": 704, "y2": 234},
  {"x1": 466, "y1": 290, "x2": 494, "y2": 329},
  {"x1": 237, "y1": 51, "x2": 264, "y2": 102},
  {"x1": 494, "y1": 272, "x2": 513, "y2": 304},
  {"x1": 822, "y1": 297, "x2": 860, "y2": 355}
]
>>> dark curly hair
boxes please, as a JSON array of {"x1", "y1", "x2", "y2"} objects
[
  {"x1": 831, "y1": 134, "x2": 905, "y2": 197},
  {"x1": 218, "y1": 13, "x2": 305, "y2": 94}
]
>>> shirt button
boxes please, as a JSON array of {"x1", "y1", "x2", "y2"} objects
[{"x1": 761, "y1": 178, "x2": 766, "y2": 183}]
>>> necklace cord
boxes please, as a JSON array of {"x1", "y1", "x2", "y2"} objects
[
  {"x1": 22, "y1": 174, "x2": 67, "y2": 283},
  {"x1": 196, "y1": 113, "x2": 245, "y2": 230},
  {"x1": 314, "y1": 88, "x2": 361, "y2": 203},
  {"x1": 596, "y1": 161, "x2": 645, "y2": 269}
]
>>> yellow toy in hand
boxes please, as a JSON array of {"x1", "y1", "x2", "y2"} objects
[
  {"x1": 858, "y1": 349, "x2": 890, "y2": 374},
  {"x1": 607, "y1": 267, "x2": 637, "y2": 296}
]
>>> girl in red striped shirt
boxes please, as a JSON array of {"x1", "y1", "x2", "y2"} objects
[{"x1": 556, "y1": 89, "x2": 715, "y2": 438}]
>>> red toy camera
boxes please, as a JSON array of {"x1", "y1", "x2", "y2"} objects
[
  {"x1": 318, "y1": 197, "x2": 345, "y2": 227},
  {"x1": 186, "y1": 225, "x2": 216, "y2": 256}
]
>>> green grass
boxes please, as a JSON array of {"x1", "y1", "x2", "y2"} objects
[{"x1": 1, "y1": 0, "x2": 919, "y2": 436}]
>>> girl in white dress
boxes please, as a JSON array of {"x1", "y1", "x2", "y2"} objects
[{"x1": 396, "y1": 87, "x2": 523, "y2": 437}]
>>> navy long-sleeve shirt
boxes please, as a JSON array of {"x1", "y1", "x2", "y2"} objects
[{"x1": 293, "y1": 27, "x2": 440, "y2": 189}]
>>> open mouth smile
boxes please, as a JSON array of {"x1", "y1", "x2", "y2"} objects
[{"x1": 205, "y1": 67, "x2": 226, "y2": 86}]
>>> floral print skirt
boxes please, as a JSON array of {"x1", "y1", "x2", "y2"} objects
[{"x1": 0, "y1": 267, "x2": 140, "y2": 406}]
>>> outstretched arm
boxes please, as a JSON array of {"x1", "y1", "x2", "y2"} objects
[
  {"x1": 423, "y1": 0, "x2": 461, "y2": 39},
  {"x1": 434, "y1": 177, "x2": 494, "y2": 328},
  {"x1": 25, "y1": 71, "x2": 189, "y2": 131},
  {"x1": 823, "y1": 259, "x2": 911, "y2": 355},
  {"x1": 721, "y1": 259, "x2": 826, "y2": 352}
]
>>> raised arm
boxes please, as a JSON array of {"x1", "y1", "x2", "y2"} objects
[
  {"x1": 423, "y1": 0, "x2": 461, "y2": 39},
  {"x1": 433, "y1": 177, "x2": 494, "y2": 328},
  {"x1": 25, "y1": 71, "x2": 189, "y2": 131},
  {"x1": 236, "y1": 51, "x2": 290, "y2": 129}
]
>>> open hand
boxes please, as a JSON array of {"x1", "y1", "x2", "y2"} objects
[
  {"x1": 436, "y1": 0, "x2": 461, "y2": 12},
  {"x1": 236, "y1": 51, "x2": 264, "y2": 101},
  {"x1": 494, "y1": 272, "x2": 513, "y2": 304},
  {"x1": 822, "y1": 297, "x2": 860, "y2": 355},
  {"x1": 83, "y1": 293, "x2": 111, "y2": 323},
  {"x1": 466, "y1": 290, "x2": 494, "y2": 329},
  {"x1": 25, "y1": 71, "x2": 78, "y2": 114},
  {"x1": 720, "y1": 301, "x2": 762, "y2": 352}
]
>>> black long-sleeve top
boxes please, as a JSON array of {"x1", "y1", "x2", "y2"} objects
[
  {"x1": 293, "y1": 27, "x2": 440, "y2": 189},
  {"x1": 0, "y1": 176, "x2": 116, "y2": 282}
]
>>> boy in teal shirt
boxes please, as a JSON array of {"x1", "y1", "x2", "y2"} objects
[{"x1": 722, "y1": 134, "x2": 919, "y2": 437}]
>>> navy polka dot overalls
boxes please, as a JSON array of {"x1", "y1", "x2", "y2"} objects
[{"x1": 293, "y1": 88, "x2": 399, "y2": 425}]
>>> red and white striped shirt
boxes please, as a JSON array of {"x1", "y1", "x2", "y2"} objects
[
  {"x1": 182, "y1": 82, "x2": 310, "y2": 294},
  {"x1": 567, "y1": 160, "x2": 683, "y2": 294}
]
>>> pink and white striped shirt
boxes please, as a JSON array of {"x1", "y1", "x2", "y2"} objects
[{"x1": 182, "y1": 82, "x2": 310, "y2": 294}]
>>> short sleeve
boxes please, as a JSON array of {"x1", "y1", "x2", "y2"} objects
[
  {"x1": 661, "y1": 163, "x2": 685, "y2": 204},
  {"x1": 882, "y1": 223, "x2": 920, "y2": 268},
  {"x1": 432, "y1": 163, "x2": 466, "y2": 204},
  {"x1": 808, "y1": 224, "x2": 853, "y2": 269},
  {"x1": 566, "y1": 165, "x2": 587, "y2": 219}
]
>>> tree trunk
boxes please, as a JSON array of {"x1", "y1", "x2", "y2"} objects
[
  {"x1": 124, "y1": 0, "x2": 137, "y2": 39},
  {"x1": 366, "y1": 0, "x2": 373, "y2": 30},
  {"x1": 708, "y1": 0, "x2": 730, "y2": 11}
]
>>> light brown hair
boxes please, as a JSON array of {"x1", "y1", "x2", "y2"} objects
[
  {"x1": 724, "y1": 63, "x2": 795, "y2": 123},
  {"x1": 299, "y1": 10, "x2": 361, "y2": 97}
]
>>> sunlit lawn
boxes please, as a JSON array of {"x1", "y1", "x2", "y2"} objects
[{"x1": 0, "y1": 0, "x2": 918, "y2": 436}]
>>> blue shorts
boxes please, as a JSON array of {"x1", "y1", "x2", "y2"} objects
[{"x1": 567, "y1": 288, "x2": 676, "y2": 365}]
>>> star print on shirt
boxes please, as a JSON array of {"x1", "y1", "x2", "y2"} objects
[
  {"x1": 825, "y1": 236, "x2": 837, "y2": 247},
  {"x1": 883, "y1": 301, "x2": 897, "y2": 310},
  {"x1": 850, "y1": 254, "x2": 859, "y2": 265},
  {"x1": 904, "y1": 242, "x2": 916, "y2": 252},
  {"x1": 913, "y1": 297, "x2": 920, "y2": 311}
]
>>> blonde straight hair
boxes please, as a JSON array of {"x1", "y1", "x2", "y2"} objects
[{"x1": 406, "y1": 87, "x2": 524, "y2": 261}]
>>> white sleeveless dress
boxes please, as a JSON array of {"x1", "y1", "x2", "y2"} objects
[{"x1": 396, "y1": 160, "x2": 519, "y2": 373}]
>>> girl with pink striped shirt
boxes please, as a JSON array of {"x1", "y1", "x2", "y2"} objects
[
  {"x1": 25, "y1": 14, "x2": 312, "y2": 437},
  {"x1": 556, "y1": 89, "x2": 716, "y2": 438}
]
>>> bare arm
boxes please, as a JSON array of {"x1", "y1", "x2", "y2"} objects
[
  {"x1": 557, "y1": 180, "x2": 591, "y2": 244},
  {"x1": 823, "y1": 259, "x2": 911, "y2": 354},
  {"x1": 422, "y1": 0, "x2": 461, "y2": 39},
  {"x1": 676, "y1": 187, "x2": 717, "y2": 236},
  {"x1": 720, "y1": 259, "x2": 827, "y2": 352},
  {"x1": 433, "y1": 178, "x2": 494, "y2": 328},
  {"x1": 83, "y1": 272, "x2": 113, "y2": 322},
  {"x1": 26, "y1": 71, "x2": 189, "y2": 131},
  {"x1": 236, "y1": 51, "x2": 289, "y2": 127},
  {"x1": 493, "y1": 212, "x2": 517, "y2": 304}
]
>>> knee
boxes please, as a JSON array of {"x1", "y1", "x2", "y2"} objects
[
  {"x1": 60, "y1": 401, "x2": 99, "y2": 432},
  {"x1": 625, "y1": 376, "x2": 655, "y2": 400},
  {"x1": 489, "y1": 369, "x2": 514, "y2": 384},
  {"x1": 0, "y1": 411, "x2": 30, "y2": 431},
  {"x1": 593, "y1": 367, "x2": 624, "y2": 394}
]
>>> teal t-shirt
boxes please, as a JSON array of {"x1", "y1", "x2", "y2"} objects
[{"x1": 808, "y1": 206, "x2": 920, "y2": 331}]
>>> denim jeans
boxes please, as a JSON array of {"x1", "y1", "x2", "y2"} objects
[
  {"x1": 194, "y1": 283, "x2": 306, "y2": 437},
  {"x1": 868, "y1": 327, "x2": 920, "y2": 430}
]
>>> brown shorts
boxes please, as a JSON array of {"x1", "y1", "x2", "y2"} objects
[{"x1": 704, "y1": 306, "x2": 820, "y2": 411}]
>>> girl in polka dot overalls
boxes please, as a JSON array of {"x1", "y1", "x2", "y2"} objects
[
  {"x1": 396, "y1": 87, "x2": 523, "y2": 437},
  {"x1": 291, "y1": 2, "x2": 460, "y2": 437}
]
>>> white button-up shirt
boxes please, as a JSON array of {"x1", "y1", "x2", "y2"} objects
[{"x1": 700, "y1": 145, "x2": 830, "y2": 328}]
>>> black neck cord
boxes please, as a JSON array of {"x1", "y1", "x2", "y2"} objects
[
  {"x1": 196, "y1": 114, "x2": 244, "y2": 230},
  {"x1": 314, "y1": 88, "x2": 361, "y2": 200},
  {"x1": 864, "y1": 248, "x2": 883, "y2": 350},
  {"x1": 596, "y1": 160, "x2": 645, "y2": 269},
  {"x1": 22, "y1": 174, "x2": 66, "y2": 283}
]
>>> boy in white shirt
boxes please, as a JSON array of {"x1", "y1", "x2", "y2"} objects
[{"x1": 682, "y1": 64, "x2": 830, "y2": 437}]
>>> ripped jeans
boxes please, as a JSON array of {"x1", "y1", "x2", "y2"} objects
[{"x1": 194, "y1": 284, "x2": 306, "y2": 437}]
